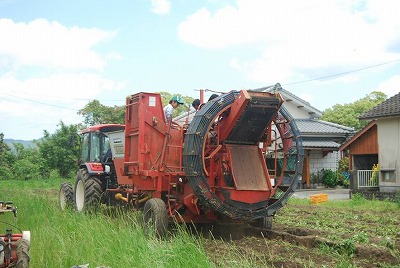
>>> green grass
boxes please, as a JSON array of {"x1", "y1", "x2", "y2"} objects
[
  {"x1": 1, "y1": 179, "x2": 212, "y2": 268},
  {"x1": 1, "y1": 179, "x2": 399, "y2": 267}
]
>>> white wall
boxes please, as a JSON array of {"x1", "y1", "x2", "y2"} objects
[
  {"x1": 282, "y1": 101, "x2": 313, "y2": 119},
  {"x1": 309, "y1": 150, "x2": 340, "y2": 174},
  {"x1": 378, "y1": 117, "x2": 400, "y2": 192}
]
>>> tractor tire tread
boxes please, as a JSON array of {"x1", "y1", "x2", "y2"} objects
[
  {"x1": 59, "y1": 182, "x2": 74, "y2": 210},
  {"x1": 75, "y1": 169, "x2": 103, "y2": 212},
  {"x1": 143, "y1": 198, "x2": 168, "y2": 237},
  {"x1": 16, "y1": 238, "x2": 30, "y2": 268}
]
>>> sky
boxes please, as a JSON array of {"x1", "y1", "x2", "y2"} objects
[{"x1": 0, "y1": 0, "x2": 399, "y2": 140}]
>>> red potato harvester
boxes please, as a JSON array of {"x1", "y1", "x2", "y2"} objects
[{"x1": 60, "y1": 87, "x2": 304, "y2": 236}]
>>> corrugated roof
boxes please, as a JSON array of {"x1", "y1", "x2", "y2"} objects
[
  {"x1": 295, "y1": 119, "x2": 354, "y2": 135},
  {"x1": 359, "y1": 92, "x2": 400, "y2": 119}
]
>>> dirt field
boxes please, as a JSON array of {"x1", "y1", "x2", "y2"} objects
[{"x1": 202, "y1": 200, "x2": 400, "y2": 268}]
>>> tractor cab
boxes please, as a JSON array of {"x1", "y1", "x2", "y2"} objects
[
  {"x1": 79, "y1": 124, "x2": 125, "y2": 167},
  {"x1": 59, "y1": 124, "x2": 126, "y2": 212}
]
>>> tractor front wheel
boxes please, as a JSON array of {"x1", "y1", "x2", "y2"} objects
[
  {"x1": 59, "y1": 182, "x2": 74, "y2": 210},
  {"x1": 74, "y1": 169, "x2": 102, "y2": 212},
  {"x1": 143, "y1": 198, "x2": 168, "y2": 237}
]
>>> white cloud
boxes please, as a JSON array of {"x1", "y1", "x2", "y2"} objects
[
  {"x1": 0, "y1": 18, "x2": 124, "y2": 139},
  {"x1": 376, "y1": 75, "x2": 400, "y2": 97},
  {"x1": 151, "y1": 0, "x2": 171, "y2": 15},
  {"x1": 178, "y1": 0, "x2": 400, "y2": 84},
  {"x1": 0, "y1": 73, "x2": 126, "y2": 139},
  {"x1": 0, "y1": 18, "x2": 116, "y2": 70}
]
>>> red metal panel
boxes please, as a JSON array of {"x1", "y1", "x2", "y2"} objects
[
  {"x1": 124, "y1": 92, "x2": 183, "y2": 192},
  {"x1": 113, "y1": 158, "x2": 131, "y2": 185},
  {"x1": 219, "y1": 90, "x2": 250, "y2": 141}
]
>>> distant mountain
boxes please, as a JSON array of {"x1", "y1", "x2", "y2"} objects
[{"x1": 4, "y1": 139, "x2": 36, "y2": 148}]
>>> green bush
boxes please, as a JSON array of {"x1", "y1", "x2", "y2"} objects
[
  {"x1": 12, "y1": 159, "x2": 41, "y2": 180},
  {"x1": 0, "y1": 165, "x2": 12, "y2": 180},
  {"x1": 322, "y1": 169, "x2": 338, "y2": 188}
]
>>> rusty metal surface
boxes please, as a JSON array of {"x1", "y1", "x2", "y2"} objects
[{"x1": 227, "y1": 145, "x2": 269, "y2": 191}]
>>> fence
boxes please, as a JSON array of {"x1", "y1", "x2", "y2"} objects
[{"x1": 357, "y1": 170, "x2": 379, "y2": 188}]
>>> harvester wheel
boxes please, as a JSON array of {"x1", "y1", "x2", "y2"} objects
[
  {"x1": 74, "y1": 169, "x2": 102, "y2": 212},
  {"x1": 16, "y1": 239, "x2": 30, "y2": 268},
  {"x1": 143, "y1": 198, "x2": 168, "y2": 237},
  {"x1": 59, "y1": 182, "x2": 74, "y2": 210},
  {"x1": 261, "y1": 216, "x2": 273, "y2": 230}
]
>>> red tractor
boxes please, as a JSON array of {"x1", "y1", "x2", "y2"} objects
[
  {"x1": 60, "y1": 88, "x2": 303, "y2": 235},
  {"x1": 0, "y1": 202, "x2": 30, "y2": 268}
]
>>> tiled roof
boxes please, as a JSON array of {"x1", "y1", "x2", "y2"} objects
[
  {"x1": 302, "y1": 138, "x2": 342, "y2": 149},
  {"x1": 359, "y1": 92, "x2": 400, "y2": 119},
  {"x1": 295, "y1": 119, "x2": 354, "y2": 135},
  {"x1": 253, "y1": 84, "x2": 323, "y2": 117}
]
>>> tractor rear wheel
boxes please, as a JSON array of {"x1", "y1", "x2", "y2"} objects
[
  {"x1": 143, "y1": 198, "x2": 168, "y2": 237},
  {"x1": 16, "y1": 239, "x2": 30, "y2": 268},
  {"x1": 74, "y1": 169, "x2": 102, "y2": 212},
  {"x1": 59, "y1": 182, "x2": 74, "y2": 210}
]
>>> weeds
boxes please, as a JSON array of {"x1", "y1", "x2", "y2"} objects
[{"x1": 350, "y1": 192, "x2": 366, "y2": 205}]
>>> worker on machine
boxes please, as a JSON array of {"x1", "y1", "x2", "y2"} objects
[
  {"x1": 164, "y1": 95, "x2": 184, "y2": 123},
  {"x1": 192, "y1": 99, "x2": 200, "y2": 111}
]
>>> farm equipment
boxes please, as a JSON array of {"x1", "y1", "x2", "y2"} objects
[
  {"x1": 0, "y1": 202, "x2": 30, "y2": 268},
  {"x1": 60, "y1": 88, "x2": 303, "y2": 235}
]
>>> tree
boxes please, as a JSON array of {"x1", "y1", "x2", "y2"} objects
[
  {"x1": 0, "y1": 133, "x2": 15, "y2": 179},
  {"x1": 37, "y1": 121, "x2": 81, "y2": 178},
  {"x1": 78, "y1": 100, "x2": 125, "y2": 126},
  {"x1": 0, "y1": 133, "x2": 13, "y2": 165},
  {"x1": 321, "y1": 91, "x2": 387, "y2": 130}
]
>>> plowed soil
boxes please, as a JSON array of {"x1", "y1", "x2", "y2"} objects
[{"x1": 201, "y1": 201, "x2": 400, "y2": 268}]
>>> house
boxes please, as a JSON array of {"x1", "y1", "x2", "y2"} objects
[
  {"x1": 339, "y1": 120, "x2": 379, "y2": 191},
  {"x1": 357, "y1": 92, "x2": 400, "y2": 193},
  {"x1": 340, "y1": 120, "x2": 378, "y2": 170}
]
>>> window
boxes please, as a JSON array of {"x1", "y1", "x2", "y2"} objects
[
  {"x1": 381, "y1": 169, "x2": 396, "y2": 182},
  {"x1": 80, "y1": 133, "x2": 90, "y2": 163}
]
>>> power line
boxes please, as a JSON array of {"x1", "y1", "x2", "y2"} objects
[
  {"x1": 1, "y1": 58, "x2": 399, "y2": 110},
  {"x1": 282, "y1": 58, "x2": 400, "y2": 86},
  {"x1": 1, "y1": 92, "x2": 79, "y2": 111}
]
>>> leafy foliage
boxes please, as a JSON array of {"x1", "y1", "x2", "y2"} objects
[
  {"x1": 321, "y1": 91, "x2": 387, "y2": 130},
  {"x1": 37, "y1": 121, "x2": 81, "y2": 178},
  {"x1": 0, "y1": 133, "x2": 14, "y2": 169},
  {"x1": 322, "y1": 169, "x2": 338, "y2": 188},
  {"x1": 78, "y1": 99, "x2": 125, "y2": 125},
  {"x1": 337, "y1": 157, "x2": 350, "y2": 187},
  {"x1": 12, "y1": 159, "x2": 41, "y2": 180}
]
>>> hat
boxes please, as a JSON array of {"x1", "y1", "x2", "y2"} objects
[{"x1": 171, "y1": 96, "x2": 184, "y2": 104}]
